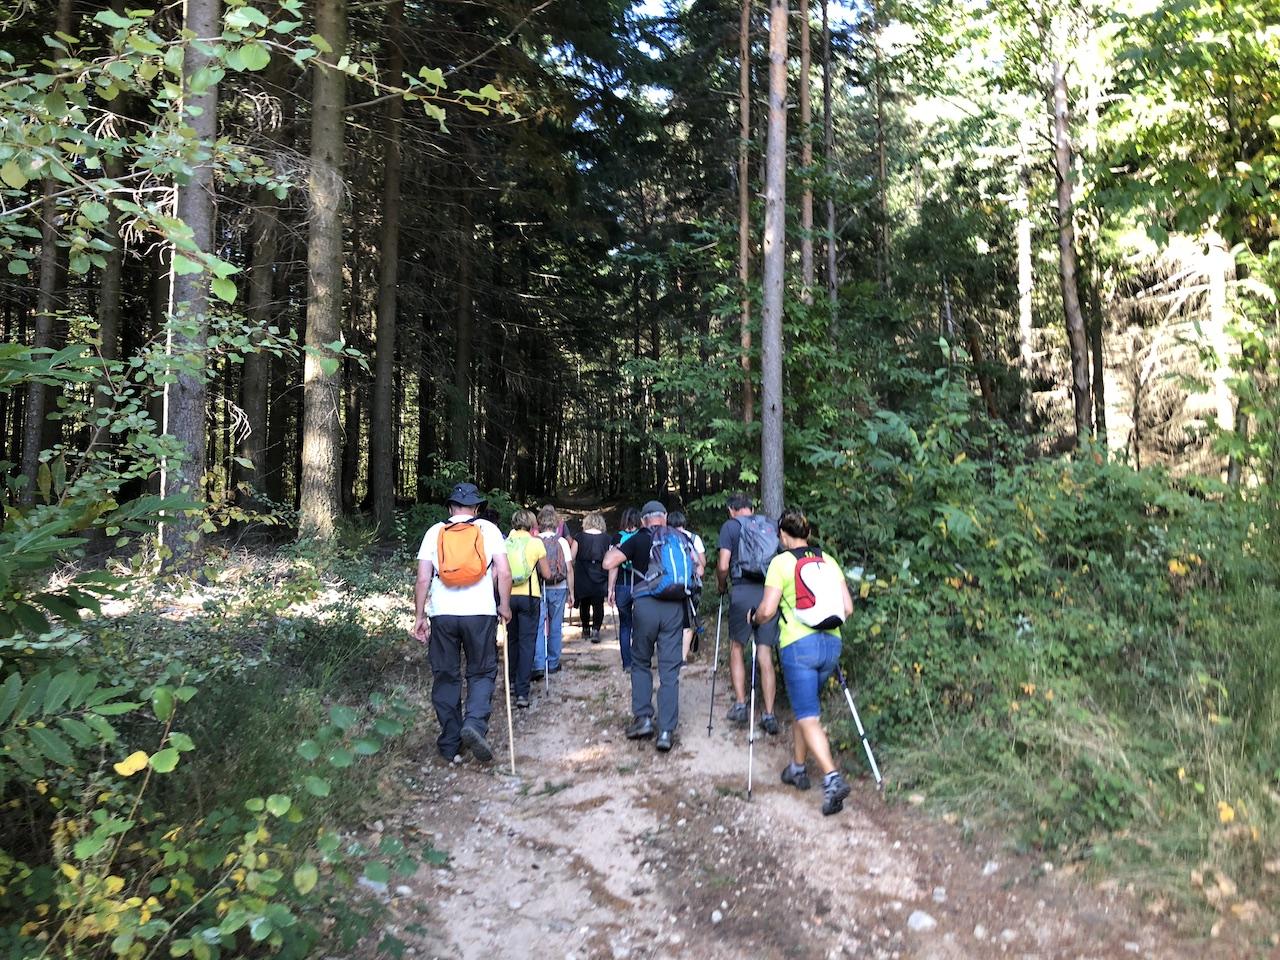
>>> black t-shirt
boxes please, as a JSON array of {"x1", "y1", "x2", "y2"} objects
[{"x1": 615, "y1": 527, "x2": 653, "y2": 576}]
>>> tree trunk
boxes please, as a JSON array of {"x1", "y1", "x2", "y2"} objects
[
  {"x1": 822, "y1": 0, "x2": 837, "y2": 320},
  {"x1": 760, "y1": 0, "x2": 788, "y2": 518},
  {"x1": 298, "y1": 0, "x2": 347, "y2": 539},
  {"x1": 799, "y1": 0, "x2": 814, "y2": 302},
  {"x1": 238, "y1": 51, "x2": 286, "y2": 504},
  {"x1": 92, "y1": 151, "x2": 124, "y2": 438},
  {"x1": 871, "y1": 0, "x2": 889, "y2": 292},
  {"x1": 1086, "y1": 262, "x2": 1107, "y2": 449},
  {"x1": 449, "y1": 192, "x2": 475, "y2": 466},
  {"x1": 1050, "y1": 61, "x2": 1092, "y2": 447},
  {"x1": 160, "y1": 0, "x2": 220, "y2": 558},
  {"x1": 737, "y1": 0, "x2": 754, "y2": 425},
  {"x1": 19, "y1": 0, "x2": 75, "y2": 504},
  {"x1": 1016, "y1": 160, "x2": 1034, "y2": 410},
  {"x1": 341, "y1": 355, "x2": 361, "y2": 511},
  {"x1": 370, "y1": 0, "x2": 403, "y2": 530}
]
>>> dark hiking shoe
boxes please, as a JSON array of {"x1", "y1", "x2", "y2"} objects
[
  {"x1": 822, "y1": 772, "x2": 851, "y2": 816},
  {"x1": 460, "y1": 726, "x2": 494, "y2": 763},
  {"x1": 550, "y1": 664, "x2": 562, "y2": 674},
  {"x1": 590, "y1": 632, "x2": 602, "y2": 644},
  {"x1": 655, "y1": 730, "x2": 674, "y2": 752},
  {"x1": 726, "y1": 702, "x2": 748, "y2": 725},
  {"x1": 515, "y1": 696, "x2": 530, "y2": 709},
  {"x1": 625, "y1": 716, "x2": 655, "y2": 739},
  {"x1": 761, "y1": 713, "x2": 781, "y2": 736},
  {"x1": 781, "y1": 763, "x2": 811, "y2": 791},
  {"x1": 530, "y1": 670, "x2": 545, "y2": 681}
]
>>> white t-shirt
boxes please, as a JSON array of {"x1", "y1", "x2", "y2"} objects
[{"x1": 418, "y1": 515, "x2": 506, "y2": 617}]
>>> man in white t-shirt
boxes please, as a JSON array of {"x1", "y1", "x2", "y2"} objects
[{"x1": 414, "y1": 482, "x2": 512, "y2": 763}]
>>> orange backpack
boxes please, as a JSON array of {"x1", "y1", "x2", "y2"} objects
[{"x1": 437, "y1": 519, "x2": 488, "y2": 588}]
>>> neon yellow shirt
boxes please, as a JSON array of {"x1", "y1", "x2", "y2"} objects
[
  {"x1": 764, "y1": 549, "x2": 843, "y2": 649},
  {"x1": 508, "y1": 530, "x2": 547, "y2": 598}
]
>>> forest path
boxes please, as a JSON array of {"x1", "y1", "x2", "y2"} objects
[{"x1": 380, "y1": 617, "x2": 1231, "y2": 960}]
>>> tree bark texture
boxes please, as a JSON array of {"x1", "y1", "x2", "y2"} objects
[
  {"x1": 1050, "y1": 62, "x2": 1093, "y2": 447},
  {"x1": 738, "y1": 0, "x2": 754, "y2": 425},
  {"x1": 760, "y1": 0, "x2": 787, "y2": 518},
  {"x1": 160, "y1": 0, "x2": 220, "y2": 557},
  {"x1": 1016, "y1": 162, "x2": 1034, "y2": 390},
  {"x1": 19, "y1": 0, "x2": 75, "y2": 504},
  {"x1": 799, "y1": 0, "x2": 814, "y2": 302},
  {"x1": 299, "y1": 0, "x2": 347, "y2": 539},
  {"x1": 822, "y1": 0, "x2": 837, "y2": 319},
  {"x1": 450, "y1": 193, "x2": 475, "y2": 466},
  {"x1": 370, "y1": 0, "x2": 404, "y2": 531},
  {"x1": 238, "y1": 49, "x2": 287, "y2": 503}
]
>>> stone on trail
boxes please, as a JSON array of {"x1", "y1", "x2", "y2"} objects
[
  {"x1": 907, "y1": 911, "x2": 937, "y2": 932},
  {"x1": 932, "y1": 886, "x2": 946, "y2": 903},
  {"x1": 973, "y1": 924, "x2": 988, "y2": 940},
  {"x1": 982, "y1": 860, "x2": 999, "y2": 876},
  {"x1": 712, "y1": 910, "x2": 723, "y2": 924}
]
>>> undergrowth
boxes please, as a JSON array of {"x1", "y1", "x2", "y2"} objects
[{"x1": 803, "y1": 363, "x2": 1280, "y2": 935}]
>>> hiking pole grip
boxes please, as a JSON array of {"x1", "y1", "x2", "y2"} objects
[
  {"x1": 835, "y1": 665, "x2": 882, "y2": 789},
  {"x1": 707, "y1": 598, "x2": 723, "y2": 736}
]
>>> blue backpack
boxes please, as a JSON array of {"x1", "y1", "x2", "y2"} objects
[{"x1": 632, "y1": 526, "x2": 696, "y2": 601}]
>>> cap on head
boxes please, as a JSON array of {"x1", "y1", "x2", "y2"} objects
[
  {"x1": 640, "y1": 500, "x2": 667, "y2": 519},
  {"x1": 446, "y1": 481, "x2": 487, "y2": 508}
]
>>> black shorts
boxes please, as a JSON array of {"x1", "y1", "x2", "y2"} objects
[{"x1": 728, "y1": 582, "x2": 779, "y2": 648}]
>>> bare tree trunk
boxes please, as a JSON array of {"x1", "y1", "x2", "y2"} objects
[
  {"x1": 19, "y1": 0, "x2": 75, "y2": 504},
  {"x1": 1086, "y1": 263, "x2": 1107, "y2": 448},
  {"x1": 160, "y1": 0, "x2": 220, "y2": 559},
  {"x1": 1016, "y1": 161, "x2": 1034, "y2": 393},
  {"x1": 822, "y1": 0, "x2": 837, "y2": 319},
  {"x1": 450, "y1": 193, "x2": 475, "y2": 466},
  {"x1": 1050, "y1": 61, "x2": 1092, "y2": 447},
  {"x1": 370, "y1": 0, "x2": 403, "y2": 531},
  {"x1": 871, "y1": 0, "x2": 889, "y2": 292},
  {"x1": 298, "y1": 0, "x2": 347, "y2": 539},
  {"x1": 799, "y1": 0, "x2": 814, "y2": 302},
  {"x1": 92, "y1": 151, "x2": 124, "y2": 435},
  {"x1": 760, "y1": 0, "x2": 788, "y2": 518},
  {"x1": 238, "y1": 50, "x2": 286, "y2": 503},
  {"x1": 738, "y1": 0, "x2": 754, "y2": 425}
]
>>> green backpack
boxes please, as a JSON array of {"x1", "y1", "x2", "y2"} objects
[{"x1": 505, "y1": 535, "x2": 536, "y2": 587}]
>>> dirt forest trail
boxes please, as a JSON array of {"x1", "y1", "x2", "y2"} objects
[{"x1": 380, "y1": 615, "x2": 1236, "y2": 960}]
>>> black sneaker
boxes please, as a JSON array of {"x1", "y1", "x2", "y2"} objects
[
  {"x1": 726, "y1": 702, "x2": 748, "y2": 725},
  {"x1": 549, "y1": 664, "x2": 562, "y2": 674},
  {"x1": 530, "y1": 670, "x2": 545, "y2": 681},
  {"x1": 655, "y1": 730, "x2": 674, "y2": 752},
  {"x1": 822, "y1": 772, "x2": 851, "y2": 816},
  {"x1": 781, "y1": 763, "x2": 811, "y2": 791},
  {"x1": 515, "y1": 696, "x2": 530, "y2": 709},
  {"x1": 590, "y1": 632, "x2": 602, "y2": 645},
  {"x1": 460, "y1": 726, "x2": 494, "y2": 763},
  {"x1": 761, "y1": 713, "x2": 781, "y2": 736},
  {"x1": 625, "y1": 716, "x2": 655, "y2": 739}
]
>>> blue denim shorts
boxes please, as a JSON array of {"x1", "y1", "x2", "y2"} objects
[{"x1": 779, "y1": 632, "x2": 842, "y2": 719}]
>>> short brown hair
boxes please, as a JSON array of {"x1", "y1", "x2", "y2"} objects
[
  {"x1": 537, "y1": 505, "x2": 559, "y2": 531},
  {"x1": 778, "y1": 507, "x2": 811, "y2": 540},
  {"x1": 511, "y1": 508, "x2": 537, "y2": 531}
]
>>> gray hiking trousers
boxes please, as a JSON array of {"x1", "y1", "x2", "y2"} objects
[{"x1": 629, "y1": 595, "x2": 685, "y2": 732}]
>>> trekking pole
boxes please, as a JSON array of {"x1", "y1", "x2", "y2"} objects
[
  {"x1": 542, "y1": 602, "x2": 551, "y2": 695},
  {"x1": 500, "y1": 621, "x2": 516, "y2": 776},
  {"x1": 834, "y1": 665, "x2": 882, "y2": 789},
  {"x1": 707, "y1": 598, "x2": 723, "y2": 736},
  {"x1": 746, "y1": 623, "x2": 758, "y2": 801}
]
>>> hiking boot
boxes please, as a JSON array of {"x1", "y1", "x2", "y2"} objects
[
  {"x1": 781, "y1": 763, "x2": 811, "y2": 791},
  {"x1": 460, "y1": 726, "x2": 494, "y2": 763},
  {"x1": 726, "y1": 702, "x2": 748, "y2": 725},
  {"x1": 821, "y1": 772, "x2": 851, "y2": 816},
  {"x1": 761, "y1": 713, "x2": 781, "y2": 736},
  {"x1": 655, "y1": 730, "x2": 674, "y2": 752},
  {"x1": 590, "y1": 632, "x2": 602, "y2": 645},
  {"x1": 625, "y1": 716, "x2": 655, "y2": 739},
  {"x1": 530, "y1": 670, "x2": 545, "y2": 681},
  {"x1": 549, "y1": 664, "x2": 562, "y2": 674},
  {"x1": 515, "y1": 696, "x2": 530, "y2": 709}
]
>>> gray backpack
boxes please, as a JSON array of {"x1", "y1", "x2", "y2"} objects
[{"x1": 732, "y1": 514, "x2": 779, "y2": 582}]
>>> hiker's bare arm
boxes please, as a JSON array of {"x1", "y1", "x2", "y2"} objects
[
  {"x1": 752, "y1": 584, "x2": 781, "y2": 625},
  {"x1": 566, "y1": 551, "x2": 576, "y2": 606},
  {"x1": 413, "y1": 559, "x2": 434, "y2": 641},
  {"x1": 492, "y1": 553, "x2": 513, "y2": 622},
  {"x1": 841, "y1": 576, "x2": 854, "y2": 617},
  {"x1": 607, "y1": 565, "x2": 617, "y2": 604},
  {"x1": 602, "y1": 545, "x2": 626, "y2": 572},
  {"x1": 716, "y1": 548, "x2": 731, "y2": 594}
]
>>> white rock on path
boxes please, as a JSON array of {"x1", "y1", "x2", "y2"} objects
[{"x1": 907, "y1": 911, "x2": 937, "y2": 933}]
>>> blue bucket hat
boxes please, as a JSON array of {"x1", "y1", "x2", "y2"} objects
[{"x1": 445, "y1": 482, "x2": 487, "y2": 508}]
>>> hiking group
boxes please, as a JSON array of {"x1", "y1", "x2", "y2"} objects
[{"x1": 413, "y1": 482, "x2": 859, "y2": 815}]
